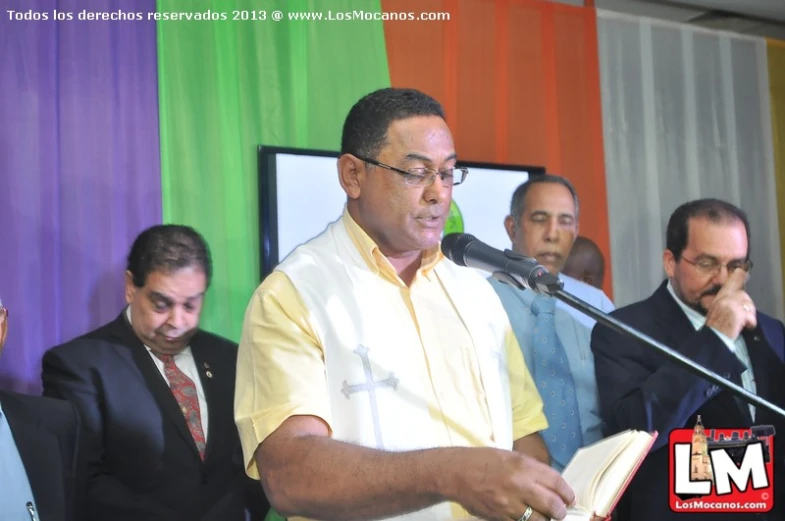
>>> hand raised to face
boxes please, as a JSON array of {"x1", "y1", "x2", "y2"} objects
[{"x1": 705, "y1": 268, "x2": 756, "y2": 339}]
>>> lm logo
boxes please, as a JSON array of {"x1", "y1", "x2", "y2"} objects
[{"x1": 668, "y1": 416, "x2": 775, "y2": 513}]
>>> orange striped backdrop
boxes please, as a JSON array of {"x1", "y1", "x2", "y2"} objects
[{"x1": 382, "y1": 0, "x2": 613, "y2": 298}]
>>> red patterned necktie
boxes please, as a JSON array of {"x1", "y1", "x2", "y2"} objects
[{"x1": 155, "y1": 353, "x2": 206, "y2": 460}]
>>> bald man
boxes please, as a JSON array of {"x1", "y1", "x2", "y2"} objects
[{"x1": 563, "y1": 236, "x2": 606, "y2": 290}]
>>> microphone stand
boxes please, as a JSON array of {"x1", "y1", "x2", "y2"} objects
[{"x1": 492, "y1": 270, "x2": 785, "y2": 422}]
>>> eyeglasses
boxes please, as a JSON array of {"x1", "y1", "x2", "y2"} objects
[
  {"x1": 355, "y1": 155, "x2": 468, "y2": 187},
  {"x1": 680, "y1": 256, "x2": 753, "y2": 276}
]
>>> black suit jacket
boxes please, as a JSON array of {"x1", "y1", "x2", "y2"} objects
[
  {"x1": 591, "y1": 281, "x2": 785, "y2": 521},
  {"x1": 0, "y1": 391, "x2": 81, "y2": 521},
  {"x1": 41, "y1": 312, "x2": 268, "y2": 521}
]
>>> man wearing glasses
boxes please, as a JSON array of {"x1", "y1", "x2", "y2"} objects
[
  {"x1": 235, "y1": 88, "x2": 577, "y2": 521},
  {"x1": 0, "y1": 300, "x2": 81, "y2": 521},
  {"x1": 591, "y1": 198, "x2": 785, "y2": 521}
]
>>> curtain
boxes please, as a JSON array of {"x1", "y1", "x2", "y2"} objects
[
  {"x1": 383, "y1": 0, "x2": 614, "y2": 300},
  {"x1": 768, "y1": 40, "x2": 785, "y2": 297},
  {"x1": 597, "y1": 10, "x2": 783, "y2": 320},
  {"x1": 0, "y1": 0, "x2": 162, "y2": 392},
  {"x1": 156, "y1": 0, "x2": 391, "y2": 341}
]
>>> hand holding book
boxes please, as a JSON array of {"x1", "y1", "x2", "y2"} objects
[{"x1": 454, "y1": 447, "x2": 576, "y2": 521}]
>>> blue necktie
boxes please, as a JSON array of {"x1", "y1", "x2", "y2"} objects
[{"x1": 530, "y1": 294, "x2": 583, "y2": 469}]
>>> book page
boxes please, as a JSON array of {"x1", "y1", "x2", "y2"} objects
[
  {"x1": 561, "y1": 430, "x2": 638, "y2": 509},
  {"x1": 592, "y1": 431, "x2": 654, "y2": 516}
]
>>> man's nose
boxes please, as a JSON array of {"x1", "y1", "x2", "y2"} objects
[
  {"x1": 423, "y1": 174, "x2": 450, "y2": 203},
  {"x1": 168, "y1": 307, "x2": 187, "y2": 329},
  {"x1": 711, "y1": 265, "x2": 732, "y2": 286},
  {"x1": 544, "y1": 219, "x2": 560, "y2": 241}
]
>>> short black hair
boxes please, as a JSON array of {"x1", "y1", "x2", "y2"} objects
[
  {"x1": 573, "y1": 235, "x2": 603, "y2": 258},
  {"x1": 127, "y1": 225, "x2": 212, "y2": 288},
  {"x1": 509, "y1": 174, "x2": 580, "y2": 222},
  {"x1": 666, "y1": 198, "x2": 751, "y2": 260},
  {"x1": 340, "y1": 88, "x2": 446, "y2": 159}
]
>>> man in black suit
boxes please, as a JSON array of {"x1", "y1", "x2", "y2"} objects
[
  {"x1": 591, "y1": 198, "x2": 785, "y2": 521},
  {"x1": 41, "y1": 225, "x2": 268, "y2": 521},
  {"x1": 0, "y1": 299, "x2": 81, "y2": 521}
]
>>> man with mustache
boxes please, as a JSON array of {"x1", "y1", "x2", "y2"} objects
[
  {"x1": 41, "y1": 225, "x2": 268, "y2": 521},
  {"x1": 591, "y1": 198, "x2": 785, "y2": 521},
  {"x1": 235, "y1": 88, "x2": 579, "y2": 521},
  {"x1": 489, "y1": 175, "x2": 615, "y2": 471}
]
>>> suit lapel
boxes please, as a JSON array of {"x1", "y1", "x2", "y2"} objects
[
  {"x1": 190, "y1": 339, "x2": 219, "y2": 460},
  {"x1": 109, "y1": 312, "x2": 202, "y2": 460},
  {"x1": 651, "y1": 283, "x2": 750, "y2": 425},
  {"x1": 2, "y1": 394, "x2": 65, "y2": 521},
  {"x1": 651, "y1": 282, "x2": 696, "y2": 343}
]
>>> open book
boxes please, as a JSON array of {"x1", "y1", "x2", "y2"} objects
[{"x1": 556, "y1": 429, "x2": 658, "y2": 521}]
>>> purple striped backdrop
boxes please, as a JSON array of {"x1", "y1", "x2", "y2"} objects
[{"x1": 0, "y1": 0, "x2": 162, "y2": 392}]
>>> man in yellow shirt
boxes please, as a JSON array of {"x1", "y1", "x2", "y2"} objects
[{"x1": 234, "y1": 88, "x2": 575, "y2": 521}]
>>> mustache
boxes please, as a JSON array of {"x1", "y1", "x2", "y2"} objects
[{"x1": 702, "y1": 286, "x2": 723, "y2": 297}]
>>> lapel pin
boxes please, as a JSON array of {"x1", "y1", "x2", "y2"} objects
[{"x1": 205, "y1": 370, "x2": 213, "y2": 379}]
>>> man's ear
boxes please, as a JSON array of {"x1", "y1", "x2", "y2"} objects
[
  {"x1": 338, "y1": 154, "x2": 364, "y2": 200},
  {"x1": 663, "y1": 249, "x2": 676, "y2": 279},
  {"x1": 125, "y1": 271, "x2": 137, "y2": 305},
  {"x1": 504, "y1": 215, "x2": 516, "y2": 242}
]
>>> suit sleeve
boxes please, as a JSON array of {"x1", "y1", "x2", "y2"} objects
[
  {"x1": 591, "y1": 320, "x2": 745, "y2": 451},
  {"x1": 41, "y1": 347, "x2": 180, "y2": 521},
  {"x1": 61, "y1": 399, "x2": 84, "y2": 521}
]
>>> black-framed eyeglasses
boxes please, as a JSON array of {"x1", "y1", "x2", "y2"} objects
[
  {"x1": 681, "y1": 255, "x2": 753, "y2": 276},
  {"x1": 355, "y1": 155, "x2": 468, "y2": 187}
]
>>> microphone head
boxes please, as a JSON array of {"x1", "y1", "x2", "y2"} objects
[{"x1": 441, "y1": 233, "x2": 477, "y2": 266}]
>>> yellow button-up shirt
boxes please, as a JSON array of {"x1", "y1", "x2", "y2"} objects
[{"x1": 235, "y1": 210, "x2": 547, "y2": 516}]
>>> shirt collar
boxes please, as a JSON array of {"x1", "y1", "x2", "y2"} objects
[
  {"x1": 341, "y1": 207, "x2": 443, "y2": 284},
  {"x1": 666, "y1": 280, "x2": 708, "y2": 331}
]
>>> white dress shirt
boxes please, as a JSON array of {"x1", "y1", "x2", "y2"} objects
[
  {"x1": 490, "y1": 274, "x2": 616, "y2": 470},
  {"x1": 126, "y1": 308, "x2": 209, "y2": 439},
  {"x1": 667, "y1": 281, "x2": 756, "y2": 420}
]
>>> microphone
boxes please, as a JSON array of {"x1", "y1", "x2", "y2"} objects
[{"x1": 441, "y1": 233, "x2": 564, "y2": 294}]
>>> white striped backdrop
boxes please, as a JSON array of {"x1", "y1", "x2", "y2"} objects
[{"x1": 597, "y1": 10, "x2": 783, "y2": 320}]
